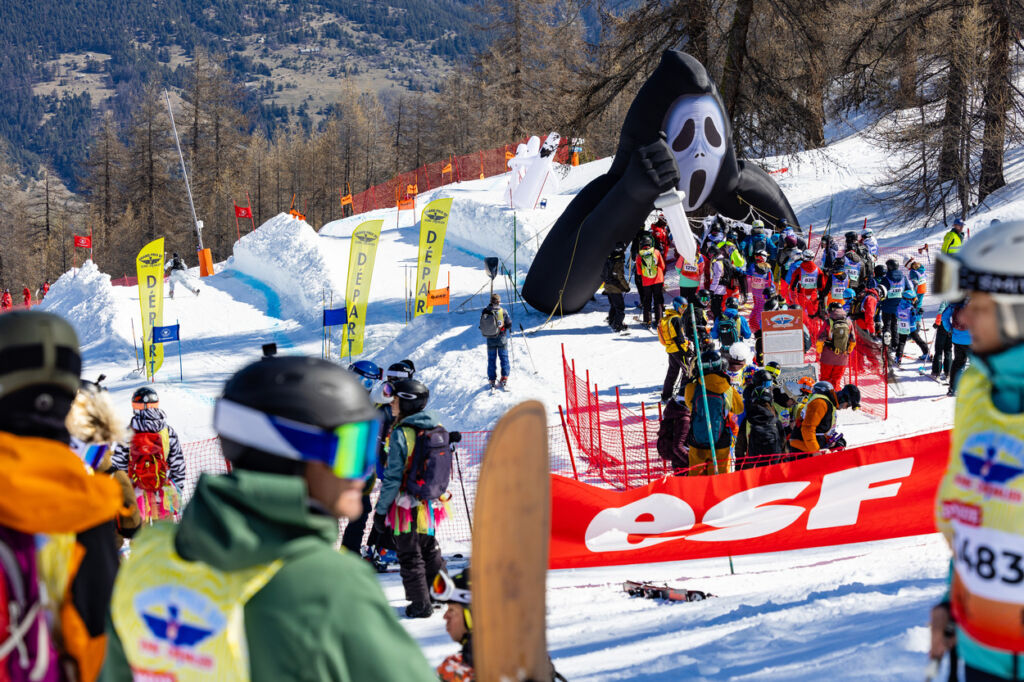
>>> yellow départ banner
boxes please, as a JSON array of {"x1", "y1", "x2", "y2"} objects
[
  {"x1": 342, "y1": 219, "x2": 384, "y2": 357},
  {"x1": 136, "y1": 238, "x2": 165, "y2": 379},
  {"x1": 414, "y1": 198, "x2": 453, "y2": 317}
]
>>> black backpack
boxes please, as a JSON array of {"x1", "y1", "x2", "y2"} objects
[
  {"x1": 402, "y1": 425, "x2": 452, "y2": 501},
  {"x1": 716, "y1": 316, "x2": 740, "y2": 347}
]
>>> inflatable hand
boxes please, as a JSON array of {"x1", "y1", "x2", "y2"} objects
[{"x1": 523, "y1": 50, "x2": 799, "y2": 316}]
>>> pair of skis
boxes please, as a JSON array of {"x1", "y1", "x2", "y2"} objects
[{"x1": 623, "y1": 580, "x2": 713, "y2": 602}]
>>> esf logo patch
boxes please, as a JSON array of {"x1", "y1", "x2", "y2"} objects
[
  {"x1": 771, "y1": 314, "x2": 795, "y2": 326},
  {"x1": 134, "y1": 586, "x2": 225, "y2": 670},
  {"x1": 139, "y1": 253, "x2": 162, "y2": 267},
  {"x1": 955, "y1": 432, "x2": 1024, "y2": 504},
  {"x1": 353, "y1": 230, "x2": 378, "y2": 245},
  {"x1": 425, "y1": 208, "x2": 448, "y2": 223}
]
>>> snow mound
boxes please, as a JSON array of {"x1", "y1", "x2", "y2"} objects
[
  {"x1": 38, "y1": 261, "x2": 133, "y2": 359},
  {"x1": 230, "y1": 213, "x2": 344, "y2": 322}
]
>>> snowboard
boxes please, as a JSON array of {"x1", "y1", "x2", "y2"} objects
[
  {"x1": 623, "y1": 580, "x2": 713, "y2": 602},
  {"x1": 472, "y1": 400, "x2": 554, "y2": 682}
]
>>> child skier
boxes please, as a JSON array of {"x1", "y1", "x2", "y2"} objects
[
  {"x1": 894, "y1": 288, "x2": 930, "y2": 367},
  {"x1": 165, "y1": 252, "x2": 200, "y2": 298}
]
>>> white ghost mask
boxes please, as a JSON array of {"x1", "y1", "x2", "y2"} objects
[{"x1": 663, "y1": 95, "x2": 728, "y2": 212}]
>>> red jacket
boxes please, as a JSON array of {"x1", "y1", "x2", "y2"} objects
[
  {"x1": 789, "y1": 262, "x2": 824, "y2": 295},
  {"x1": 0, "y1": 292, "x2": 11, "y2": 309},
  {"x1": 22, "y1": 288, "x2": 31, "y2": 306},
  {"x1": 854, "y1": 289, "x2": 879, "y2": 334}
]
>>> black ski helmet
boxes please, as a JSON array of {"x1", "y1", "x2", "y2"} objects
[
  {"x1": 700, "y1": 349, "x2": 725, "y2": 374},
  {"x1": 172, "y1": 252, "x2": 179, "y2": 259},
  {"x1": 218, "y1": 356, "x2": 378, "y2": 473},
  {"x1": 885, "y1": 258, "x2": 898, "y2": 271},
  {"x1": 386, "y1": 362, "x2": 414, "y2": 381},
  {"x1": 393, "y1": 379, "x2": 429, "y2": 415},
  {"x1": 0, "y1": 310, "x2": 81, "y2": 400},
  {"x1": 131, "y1": 387, "x2": 159, "y2": 409},
  {"x1": 837, "y1": 384, "x2": 862, "y2": 409},
  {"x1": 401, "y1": 359, "x2": 415, "y2": 374}
]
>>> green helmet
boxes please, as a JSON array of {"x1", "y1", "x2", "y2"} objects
[{"x1": 0, "y1": 311, "x2": 81, "y2": 399}]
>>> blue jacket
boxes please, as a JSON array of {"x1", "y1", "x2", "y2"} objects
[
  {"x1": 941, "y1": 304, "x2": 972, "y2": 346},
  {"x1": 711, "y1": 307, "x2": 752, "y2": 342},
  {"x1": 895, "y1": 299, "x2": 921, "y2": 335},
  {"x1": 879, "y1": 271, "x2": 912, "y2": 314}
]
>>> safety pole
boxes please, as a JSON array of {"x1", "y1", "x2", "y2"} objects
[
  {"x1": 595, "y1": 383, "x2": 603, "y2": 465},
  {"x1": 246, "y1": 191, "x2": 256, "y2": 231},
  {"x1": 558, "y1": 405, "x2": 579, "y2": 481},
  {"x1": 586, "y1": 369, "x2": 593, "y2": 456},
  {"x1": 177, "y1": 319, "x2": 183, "y2": 382},
  {"x1": 690, "y1": 305, "x2": 720, "y2": 475},
  {"x1": 641, "y1": 402, "x2": 651, "y2": 482},
  {"x1": 131, "y1": 318, "x2": 141, "y2": 371},
  {"x1": 453, "y1": 444, "x2": 473, "y2": 534},
  {"x1": 616, "y1": 387, "x2": 629, "y2": 487}
]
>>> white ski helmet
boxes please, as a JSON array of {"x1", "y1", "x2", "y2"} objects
[{"x1": 933, "y1": 219, "x2": 1024, "y2": 342}]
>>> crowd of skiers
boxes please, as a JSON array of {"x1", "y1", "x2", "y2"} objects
[
  {"x1": 0, "y1": 309, "x2": 486, "y2": 681},
  {"x1": 602, "y1": 211, "x2": 974, "y2": 472},
  {"x1": 0, "y1": 281, "x2": 49, "y2": 311}
]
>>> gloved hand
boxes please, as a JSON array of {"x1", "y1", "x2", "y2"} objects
[
  {"x1": 622, "y1": 133, "x2": 681, "y2": 204},
  {"x1": 373, "y1": 513, "x2": 387, "y2": 534}
]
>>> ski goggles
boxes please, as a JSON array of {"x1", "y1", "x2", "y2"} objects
[
  {"x1": 933, "y1": 251, "x2": 1024, "y2": 301},
  {"x1": 70, "y1": 437, "x2": 109, "y2": 470},
  {"x1": 430, "y1": 570, "x2": 471, "y2": 606},
  {"x1": 214, "y1": 399, "x2": 381, "y2": 480},
  {"x1": 132, "y1": 400, "x2": 158, "y2": 410}
]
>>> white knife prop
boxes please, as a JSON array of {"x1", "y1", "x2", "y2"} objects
[{"x1": 654, "y1": 189, "x2": 697, "y2": 263}]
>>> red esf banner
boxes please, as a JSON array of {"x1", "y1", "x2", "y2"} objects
[{"x1": 550, "y1": 429, "x2": 952, "y2": 569}]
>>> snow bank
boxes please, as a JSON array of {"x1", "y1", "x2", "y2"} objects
[
  {"x1": 38, "y1": 260, "x2": 133, "y2": 359},
  {"x1": 230, "y1": 213, "x2": 344, "y2": 322}
]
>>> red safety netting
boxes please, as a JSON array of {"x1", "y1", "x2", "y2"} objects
[
  {"x1": 111, "y1": 274, "x2": 138, "y2": 287},
  {"x1": 346, "y1": 137, "x2": 571, "y2": 216},
  {"x1": 561, "y1": 346, "x2": 671, "y2": 491}
]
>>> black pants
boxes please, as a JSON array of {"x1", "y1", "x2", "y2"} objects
[
  {"x1": 606, "y1": 292, "x2": 625, "y2": 330},
  {"x1": 641, "y1": 282, "x2": 664, "y2": 325},
  {"x1": 932, "y1": 326, "x2": 952, "y2": 376},
  {"x1": 896, "y1": 331, "x2": 929, "y2": 361},
  {"x1": 635, "y1": 279, "x2": 646, "y2": 308},
  {"x1": 679, "y1": 287, "x2": 701, "y2": 306},
  {"x1": 711, "y1": 293, "x2": 725, "y2": 320},
  {"x1": 951, "y1": 343, "x2": 969, "y2": 390},
  {"x1": 341, "y1": 494, "x2": 371, "y2": 553},
  {"x1": 395, "y1": 531, "x2": 444, "y2": 605},
  {"x1": 662, "y1": 352, "x2": 689, "y2": 402}
]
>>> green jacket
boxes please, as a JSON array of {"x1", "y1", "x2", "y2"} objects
[
  {"x1": 375, "y1": 410, "x2": 441, "y2": 515},
  {"x1": 100, "y1": 470, "x2": 435, "y2": 682}
]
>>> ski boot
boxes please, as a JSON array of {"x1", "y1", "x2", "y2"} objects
[{"x1": 499, "y1": 376, "x2": 508, "y2": 390}]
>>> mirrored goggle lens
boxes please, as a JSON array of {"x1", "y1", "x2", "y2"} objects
[
  {"x1": 431, "y1": 572, "x2": 471, "y2": 605},
  {"x1": 70, "y1": 437, "x2": 109, "y2": 470},
  {"x1": 932, "y1": 254, "x2": 961, "y2": 300},
  {"x1": 380, "y1": 381, "x2": 395, "y2": 399},
  {"x1": 214, "y1": 399, "x2": 381, "y2": 480}
]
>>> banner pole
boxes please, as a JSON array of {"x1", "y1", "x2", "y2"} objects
[
  {"x1": 235, "y1": 210, "x2": 241, "y2": 242},
  {"x1": 131, "y1": 318, "x2": 141, "y2": 371},
  {"x1": 447, "y1": 271, "x2": 451, "y2": 313},
  {"x1": 690, "y1": 305, "x2": 720, "y2": 476},
  {"x1": 322, "y1": 289, "x2": 326, "y2": 359},
  {"x1": 177, "y1": 319, "x2": 183, "y2": 382},
  {"x1": 247, "y1": 191, "x2": 256, "y2": 231},
  {"x1": 89, "y1": 224, "x2": 94, "y2": 262},
  {"x1": 329, "y1": 292, "x2": 334, "y2": 359}
]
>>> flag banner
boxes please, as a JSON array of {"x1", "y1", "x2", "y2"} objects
[
  {"x1": 323, "y1": 307, "x2": 348, "y2": 327},
  {"x1": 340, "y1": 193, "x2": 354, "y2": 207},
  {"x1": 505, "y1": 151, "x2": 515, "y2": 161},
  {"x1": 341, "y1": 220, "x2": 383, "y2": 356},
  {"x1": 426, "y1": 288, "x2": 450, "y2": 307},
  {"x1": 135, "y1": 238, "x2": 165, "y2": 379},
  {"x1": 414, "y1": 198, "x2": 453, "y2": 317},
  {"x1": 406, "y1": 184, "x2": 418, "y2": 196},
  {"x1": 234, "y1": 205, "x2": 252, "y2": 219},
  {"x1": 152, "y1": 324, "x2": 179, "y2": 343},
  {"x1": 442, "y1": 163, "x2": 453, "y2": 175},
  {"x1": 398, "y1": 197, "x2": 415, "y2": 211},
  {"x1": 73, "y1": 235, "x2": 92, "y2": 248},
  {"x1": 549, "y1": 429, "x2": 950, "y2": 570}
]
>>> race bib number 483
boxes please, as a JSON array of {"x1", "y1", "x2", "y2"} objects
[{"x1": 954, "y1": 524, "x2": 1024, "y2": 603}]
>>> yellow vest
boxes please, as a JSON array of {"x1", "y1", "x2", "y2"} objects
[
  {"x1": 936, "y1": 366, "x2": 1024, "y2": 652},
  {"x1": 942, "y1": 230, "x2": 963, "y2": 255},
  {"x1": 110, "y1": 524, "x2": 282, "y2": 680}
]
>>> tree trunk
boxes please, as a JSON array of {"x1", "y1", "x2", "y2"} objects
[
  {"x1": 978, "y1": 0, "x2": 1010, "y2": 203},
  {"x1": 685, "y1": 0, "x2": 711, "y2": 67},
  {"x1": 938, "y1": 3, "x2": 967, "y2": 183},
  {"x1": 511, "y1": 0, "x2": 525, "y2": 140},
  {"x1": 720, "y1": 0, "x2": 755, "y2": 124}
]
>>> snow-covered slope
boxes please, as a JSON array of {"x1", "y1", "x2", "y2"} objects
[{"x1": 36, "y1": 116, "x2": 1024, "y2": 679}]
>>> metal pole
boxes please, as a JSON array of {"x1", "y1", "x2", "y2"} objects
[
  {"x1": 131, "y1": 318, "x2": 141, "y2": 370},
  {"x1": 453, "y1": 445, "x2": 473, "y2": 534},
  {"x1": 163, "y1": 90, "x2": 203, "y2": 250},
  {"x1": 595, "y1": 383, "x2": 605, "y2": 482},
  {"x1": 641, "y1": 401, "x2": 651, "y2": 481},
  {"x1": 177, "y1": 319, "x2": 183, "y2": 382},
  {"x1": 586, "y1": 369, "x2": 593, "y2": 456}
]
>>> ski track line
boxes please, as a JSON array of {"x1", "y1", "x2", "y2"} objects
[{"x1": 218, "y1": 269, "x2": 300, "y2": 352}]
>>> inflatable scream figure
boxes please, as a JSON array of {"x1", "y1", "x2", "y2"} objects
[{"x1": 522, "y1": 50, "x2": 799, "y2": 315}]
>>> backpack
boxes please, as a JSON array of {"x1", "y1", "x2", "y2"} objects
[
  {"x1": 690, "y1": 390, "x2": 727, "y2": 448},
  {"x1": 828, "y1": 317, "x2": 852, "y2": 353},
  {"x1": 402, "y1": 426, "x2": 452, "y2": 501},
  {"x1": 640, "y1": 249, "x2": 658, "y2": 279},
  {"x1": 128, "y1": 430, "x2": 169, "y2": 492},
  {"x1": 952, "y1": 305, "x2": 968, "y2": 331},
  {"x1": 479, "y1": 307, "x2": 502, "y2": 338},
  {"x1": 0, "y1": 531, "x2": 58, "y2": 682},
  {"x1": 657, "y1": 311, "x2": 686, "y2": 353},
  {"x1": 716, "y1": 316, "x2": 740, "y2": 347}
]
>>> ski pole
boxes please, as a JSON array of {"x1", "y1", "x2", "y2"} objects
[
  {"x1": 518, "y1": 323, "x2": 538, "y2": 373},
  {"x1": 452, "y1": 440, "x2": 472, "y2": 535}
]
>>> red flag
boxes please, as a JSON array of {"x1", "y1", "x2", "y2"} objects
[
  {"x1": 73, "y1": 235, "x2": 92, "y2": 248},
  {"x1": 234, "y1": 205, "x2": 253, "y2": 219}
]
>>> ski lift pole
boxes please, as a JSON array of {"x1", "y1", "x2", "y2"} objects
[{"x1": 163, "y1": 90, "x2": 203, "y2": 251}]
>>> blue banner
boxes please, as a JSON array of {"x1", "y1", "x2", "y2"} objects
[
  {"x1": 323, "y1": 307, "x2": 348, "y2": 327},
  {"x1": 152, "y1": 324, "x2": 180, "y2": 343}
]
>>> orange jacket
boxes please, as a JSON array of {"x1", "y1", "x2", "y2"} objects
[
  {"x1": 0, "y1": 431, "x2": 124, "y2": 681},
  {"x1": 788, "y1": 393, "x2": 836, "y2": 453}
]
